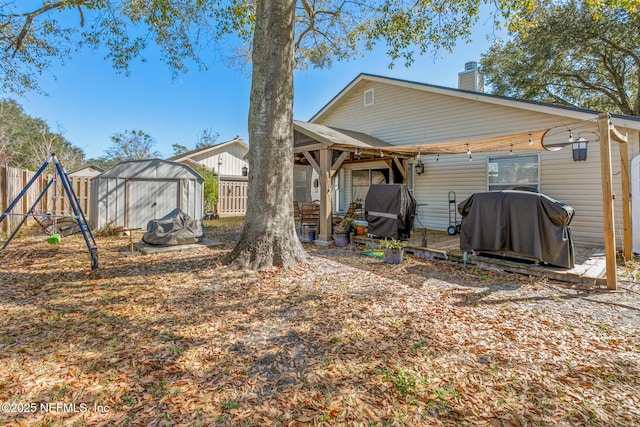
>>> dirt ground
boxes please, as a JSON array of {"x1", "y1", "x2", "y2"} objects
[{"x1": 0, "y1": 219, "x2": 638, "y2": 426}]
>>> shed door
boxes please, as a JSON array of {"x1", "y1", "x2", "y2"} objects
[{"x1": 127, "y1": 180, "x2": 180, "y2": 228}]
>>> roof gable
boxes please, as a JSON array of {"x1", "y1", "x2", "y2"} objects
[
  {"x1": 311, "y1": 73, "x2": 640, "y2": 131},
  {"x1": 167, "y1": 136, "x2": 248, "y2": 162}
]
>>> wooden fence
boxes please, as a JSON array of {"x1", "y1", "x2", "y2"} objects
[
  {"x1": 1, "y1": 164, "x2": 248, "y2": 234},
  {"x1": 0, "y1": 164, "x2": 91, "y2": 233},
  {"x1": 217, "y1": 179, "x2": 248, "y2": 217}
]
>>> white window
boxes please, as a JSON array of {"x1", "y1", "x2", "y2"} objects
[
  {"x1": 364, "y1": 88, "x2": 374, "y2": 107},
  {"x1": 351, "y1": 168, "x2": 389, "y2": 204},
  {"x1": 488, "y1": 155, "x2": 539, "y2": 192}
]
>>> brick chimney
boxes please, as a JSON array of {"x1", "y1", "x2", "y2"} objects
[{"x1": 458, "y1": 61, "x2": 484, "y2": 92}]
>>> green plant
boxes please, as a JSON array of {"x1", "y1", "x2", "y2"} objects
[
  {"x1": 196, "y1": 166, "x2": 219, "y2": 212},
  {"x1": 380, "y1": 238, "x2": 403, "y2": 249},
  {"x1": 334, "y1": 217, "x2": 356, "y2": 234}
]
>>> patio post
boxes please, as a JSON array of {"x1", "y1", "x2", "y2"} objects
[
  {"x1": 316, "y1": 148, "x2": 333, "y2": 246},
  {"x1": 598, "y1": 113, "x2": 617, "y2": 290}
]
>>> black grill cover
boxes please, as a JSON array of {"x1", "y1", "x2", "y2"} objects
[
  {"x1": 142, "y1": 208, "x2": 205, "y2": 245},
  {"x1": 365, "y1": 184, "x2": 417, "y2": 240},
  {"x1": 457, "y1": 190, "x2": 575, "y2": 268}
]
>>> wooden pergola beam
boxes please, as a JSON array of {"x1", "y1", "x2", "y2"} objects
[
  {"x1": 597, "y1": 112, "x2": 630, "y2": 290},
  {"x1": 302, "y1": 151, "x2": 320, "y2": 174}
]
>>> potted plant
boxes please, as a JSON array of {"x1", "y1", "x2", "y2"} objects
[
  {"x1": 380, "y1": 238, "x2": 404, "y2": 264},
  {"x1": 333, "y1": 218, "x2": 356, "y2": 247}
]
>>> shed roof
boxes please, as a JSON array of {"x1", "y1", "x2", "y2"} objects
[{"x1": 98, "y1": 159, "x2": 203, "y2": 181}]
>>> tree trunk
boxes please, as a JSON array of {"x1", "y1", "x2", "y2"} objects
[{"x1": 222, "y1": 0, "x2": 308, "y2": 269}]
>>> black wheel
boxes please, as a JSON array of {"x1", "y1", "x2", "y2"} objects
[{"x1": 447, "y1": 226, "x2": 457, "y2": 235}]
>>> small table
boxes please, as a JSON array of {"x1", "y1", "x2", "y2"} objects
[{"x1": 123, "y1": 228, "x2": 142, "y2": 254}]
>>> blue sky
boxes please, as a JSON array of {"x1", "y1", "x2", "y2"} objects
[{"x1": 13, "y1": 14, "x2": 501, "y2": 161}]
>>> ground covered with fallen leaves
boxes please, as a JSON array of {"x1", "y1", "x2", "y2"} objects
[{"x1": 0, "y1": 219, "x2": 639, "y2": 426}]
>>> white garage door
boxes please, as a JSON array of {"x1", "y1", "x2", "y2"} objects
[{"x1": 128, "y1": 180, "x2": 180, "y2": 228}]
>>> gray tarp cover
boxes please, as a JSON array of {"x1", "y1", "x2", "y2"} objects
[
  {"x1": 142, "y1": 208, "x2": 205, "y2": 246},
  {"x1": 457, "y1": 190, "x2": 575, "y2": 268},
  {"x1": 365, "y1": 184, "x2": 417, "y2": 240}
]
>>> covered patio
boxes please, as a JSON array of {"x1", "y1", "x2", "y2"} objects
[
  {"x1": 293, "y1": 120, "x2": 551, "y2": 246},
  {"x1": 293, "y1": 114, "x2": 631, "y2": 290}
]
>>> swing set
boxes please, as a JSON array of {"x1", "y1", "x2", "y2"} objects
[{"x1": 0, "y1": 154, "x2": 98, "y2": 269}]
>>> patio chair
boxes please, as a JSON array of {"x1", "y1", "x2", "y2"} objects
[
  {"x1": 333, "y1": 202, "x2": 358, "y2": 225},
  {"x1": 300, "y1": 202, "x2": 320, "y2": 239}
]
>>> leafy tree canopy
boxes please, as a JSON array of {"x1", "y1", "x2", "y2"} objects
[
  {"x1": 93, "y1": 129, "x2": 160, "y2": 168},
  {"x1": 195, "y1": 128, "x2": 219, "y2": 149},
  {"x1": 171, "y1": 143, "x2": 189, "y2": 156},
  {"x1": 480, "y1": 0, "x2": 640, "y2": 116},
  {"x1": 4, "y1": 0, "x2": 634, "y2": 95},
  {"x1": 0, "y1": 98, "x2": 85, "y2": 171}
]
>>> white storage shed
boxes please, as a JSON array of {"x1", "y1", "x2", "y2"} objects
[{"x1": 90, "y1": 159, "x2": 204, "y2": 230}]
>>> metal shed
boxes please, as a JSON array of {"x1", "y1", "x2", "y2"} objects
[{"x1": 90, "y1": 159, "x2": 204, "y2": 230}]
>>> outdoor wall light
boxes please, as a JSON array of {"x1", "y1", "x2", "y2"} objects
[
  {"x1": 572, "y1": 136, "x2": 589, "y2": 162},
  {"x1": 241, "y1": 165, "x2": 248, "y2": 176},
  {"x1": 415, "y1": 160, "x2": 425, "y2": 175}
]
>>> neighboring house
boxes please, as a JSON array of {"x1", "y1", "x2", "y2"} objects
[
  {"x1": 168, "y1": 136, "x2": 249, "y2": 177},
  {"x1": 168, "y1": 136, "x2": 250, "y2": 217},
  {"x1": 68, "y1": 165, "x2": 104, "y2": 178},
  {"x1": 293, "y1": 66, "x2": 640, "y2": 249}
]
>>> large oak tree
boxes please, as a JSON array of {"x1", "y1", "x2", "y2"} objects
[
  {"x1": 480, "y1": 0, "x2": 640, "y2": 116},
  {"x1": 2, "y1": 0, "x2": 635, "y2": 269}
]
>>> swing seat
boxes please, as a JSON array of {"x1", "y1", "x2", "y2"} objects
[{"x1": 32, "y1": 212, "x2": 81, "y2": 237}]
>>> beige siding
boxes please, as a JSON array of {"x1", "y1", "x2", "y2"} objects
[{"x1": 316, "y1": 80, "x2": 639, "y2": 247}]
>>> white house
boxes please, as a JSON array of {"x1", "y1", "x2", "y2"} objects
[
  {"x1": 168, "y1": 136, "x2": 249, "y2": 178},
  {"x1": 293, "y1": 70, "x2": 640, "y2": 249},
  {"x1": 68, "y1": 165, "x2": 104, "y2": 178},
  {"x1": 168, "y1": 136, "x2": 250, "y2": 217}
]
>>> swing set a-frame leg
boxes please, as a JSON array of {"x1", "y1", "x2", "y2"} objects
[
  {"x1": 2, "y1": 176, "x2": 55, "y2": 250},
  {"x1": 0, "y1": 155, "x2": 99, "y2": 270},
  {"x1": 0, "y1": 156, "x2": 51, "y2": 226}
]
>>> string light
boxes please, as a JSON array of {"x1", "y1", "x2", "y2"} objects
[
  {"x1": 467, "y1": 144, "x2": 472, "y2": 162},
  {"x1": 509, "y1": 144, "x2": 513, "y2": 155},
  {"x1": 568, "y1": 130, "x2": 574, "y2": 143},
  {"x1": 528, "y1": 133, "x2": 533, "y2": 145},
  {"x1": 436, "y1": 154, "x2": 439, "y2": 162}
]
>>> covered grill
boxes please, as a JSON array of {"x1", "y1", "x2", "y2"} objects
[
  {"x1": 365, "y1": 184, "x2": 417, "y2": 240},
  {"x1": 457, "y1": 190, "x2": 575, "y2": 268},
  {"x1": 142, "y1": 208, "x2": 205, "y2": 246}
]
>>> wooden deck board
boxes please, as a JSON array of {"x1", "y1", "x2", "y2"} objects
[{"x1": 399, "y1": 230, "x2": 608, "y2": 286}]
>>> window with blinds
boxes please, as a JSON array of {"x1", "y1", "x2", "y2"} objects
[{"x1": 487, "y1": 155, "x2": 539, "y2": 191}]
